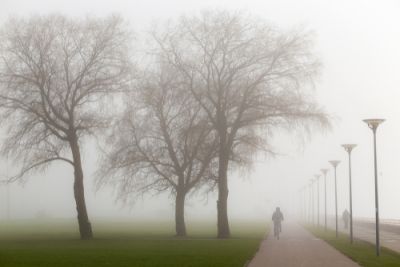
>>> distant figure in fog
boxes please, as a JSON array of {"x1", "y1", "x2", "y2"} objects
[
  {"x1": 342, "y1": 209, "x2": 350, "y2": 229},
  {"x1": 272, "y1": 207, "x2": 284, "y2": 238}
]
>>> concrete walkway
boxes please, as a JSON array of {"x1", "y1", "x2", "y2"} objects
[{"x1": 247, "y1": 222, "x2": 360, "y2": 267}]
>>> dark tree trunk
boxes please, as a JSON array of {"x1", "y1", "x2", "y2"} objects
[
  {"x1": 217, "y1": 144, "x2": 230, "y2": 239},
  {"x1": 69, "y1": 133, "x2": 93, "y2": 240},
  {"x1": 175, "y1": 188, "x2": 187, "y2": 237}
]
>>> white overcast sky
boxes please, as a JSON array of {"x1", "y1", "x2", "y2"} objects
[{"x1": 1, "y1": 0, "x2": 400, "y2": 224}]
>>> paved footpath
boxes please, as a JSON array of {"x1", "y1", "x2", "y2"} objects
[{"x1": 247, "y1": 222, "x2": 360, "y2": 267}]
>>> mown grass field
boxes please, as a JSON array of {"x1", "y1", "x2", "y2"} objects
[
  {"x1": 307, "y1": 226, "x2": 400, "y2": 267},
  {"x1": 0, "y1": 219, "x2": 267, "y2": 267}
]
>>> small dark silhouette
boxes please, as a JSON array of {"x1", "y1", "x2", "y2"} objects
[
  {"x1": 342, "y1": 209, "x2": 350, "y2": 229},
  {"x1": 272, "y1": 207, "x2": 284, "y2": 239}
]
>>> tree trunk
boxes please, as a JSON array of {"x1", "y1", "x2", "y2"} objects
[
  {"x1": 175, "y1": 189, "x2": 187, "y2": 237},
  {"x1": 217, "y1": 146, "x2": 230, "y2": 239},
  {"x1": 69, "y1": 133, "x2": 93, "y2": 240}
]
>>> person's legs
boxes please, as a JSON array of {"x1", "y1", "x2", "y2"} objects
[{"x1": 273, "y1": 222, "x2": 282, "y2": 239}]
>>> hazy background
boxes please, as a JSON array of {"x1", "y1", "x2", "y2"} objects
[{"x1": 0, "y1": 0, "x2": 399, "y2": 224}]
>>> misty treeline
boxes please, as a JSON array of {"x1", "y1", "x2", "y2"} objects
[{"x1": 0, "y1": 10, "x2": 328, "y2": 239}]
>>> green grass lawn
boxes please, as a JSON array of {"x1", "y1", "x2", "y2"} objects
[
  {"x1": 0, "y1": 219, "x2": 267, "y2": 267},
  {"x1": 307, "y1": 226, "x2": 400, "y2": 267}
]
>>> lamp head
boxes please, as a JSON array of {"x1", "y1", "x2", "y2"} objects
[
  {"x1": 329, "y1": 160, "x2": 340, "y2": 167},
  {"x1": 342, "y1": 144, "x2": 357, "y2": 153},
  {"x1": 321, "y1": 168, "x2": 329, "y2": 175},
  {"x1": 363, "y1": 118, "x2": 385, "y2": 131},
  {"x1": 314, "y1": 174, "x2": 321, "y2": 179}
]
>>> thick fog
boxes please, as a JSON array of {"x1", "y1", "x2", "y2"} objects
[{"x1": 1, "y1": 0, "x2": 400, "y2": 224}]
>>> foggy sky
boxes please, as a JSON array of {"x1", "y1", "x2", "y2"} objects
[{"x1": 1, "y1": 0, "x2": 400, "y2": 223}]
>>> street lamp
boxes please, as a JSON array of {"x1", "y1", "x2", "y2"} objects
[
  {"x1": 363, "y1": 118, "x2": 385, "y2": 256},
  {"x1": 301, "y1": 186, "x2": 307, "y2": 222},
  {"x1": 310, "y1": 179, "x2": 314, "y2": 225},
  {"x1": 329, "y1": 160, "x2": 341, "y2": 238},
  {"x1": 308, "y1": 180, "x2": 311, "y2": 224},
  {"x1": 293, "y1": 188, "x2": 303, "y2": 221},
  {"x1": 342, "y1": 144, "x2": 357, "y2": 243},
  {"x1": 304, "y1": 186, "x2": 308, "y2": 222},
  {"x1": 321, "y1": 168, "x2": 329, "y2": 232},
  {"x1": 315, "y1": 174, "x2": 321, "y2": 227}
]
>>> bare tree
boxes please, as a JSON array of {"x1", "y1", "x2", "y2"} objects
[
  {"x1": 97, "y1": 63, "x2": 217, "y2": 237},
  {"x1": 152, "y1": 10, "x2": 330, "y2": 238},
  {"x1": 0, "y1": 15, "x2": 132, "y2": 239}
]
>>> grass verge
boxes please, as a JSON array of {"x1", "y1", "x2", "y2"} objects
[
  {"x1": 0, "y1": 219, "x2": 267, "y2": 267},
  {"x1": 307, "y1": 226, "x2": 400, "y2": 267}
]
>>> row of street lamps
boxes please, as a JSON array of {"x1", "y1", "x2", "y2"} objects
[{"x1": 300, "y1": 118, "x2": 385, "y2": 256}]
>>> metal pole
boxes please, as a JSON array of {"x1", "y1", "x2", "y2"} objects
[
  {"x1": 363, "y1": 118, "x2": 384, "y2": 256},
  {"x1": 373, "y1": 129, "x2": 380, "y2": 256},
  {"x1": 312, "y1": 182, "x2": 315, "y2": 225},
  {"x1": 304, "y1": 188, "x2": 307, "y2": 222},
  {"x1": 334, "y1": 166, "x2": 338, "y2": 238},
  {"x1": 299, "y1": 189, "x2": 304, "y2": 221},
  {"x1": 348, "y1": 151, "x2": 353, "y2": 244},
  {"x1": 329, "y1": 161, "x2": 340, "y2": 238},
  {"x1": 301, "y1": 190, "x2": 304, "y2": 221},
  {"x1": 323, "y1": 172, "x2": 327, "y2": 231},
  {"x1": 317, "y1": 178, "x2": 320, "y2": 227},
  {"x1": 342, "y1": 144, "x2": 356, "y2": 244},
  {"x1": 309, "y1": 184, "x2": 312, "y2": 224},
  {"x1": 321, "y1": 172, "x2": 328, "y2": 232},
  {"x1": 299, "y1": 190, "x2": 302, "y2": 221},
  {"x1": 302, "y1": 188, "x2": 305, "y2": 222},
  {"x1": 301, "y1": 188, "x2": 304, "y2": 221}
]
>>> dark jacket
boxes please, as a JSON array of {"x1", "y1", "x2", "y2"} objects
[{"x1": 272, "y1": 210, "x2": 284, "y2": 223}]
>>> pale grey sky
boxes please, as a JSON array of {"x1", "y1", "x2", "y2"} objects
[{"x1": 1, "y1": 0, "x2": 400, "y2": 224}]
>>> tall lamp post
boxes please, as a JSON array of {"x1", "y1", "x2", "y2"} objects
[
  {"x1": 342, "y1": 144, "x2": 357, "y2": 243},
  {"x1": 308, "y1": 182, "x2": 311, "y2": 223},
  {"x1": 329, "y1": 160, "x2": 341, "y2": 238},
  {"x1": 363, "y1": 118, "x2": 385, "y2": 256},
  {"x1": 315, "y1": 175, "x2": 321, "y2": 227},
  {"x1": 310, "y1": 179, "x2": 315, "y2": 225},
  {"x1": 321, "y1": 168, "x2": 329, "y2": 232},
  {"x1": 302, "y1": 186, "x2": 307, "y2": 222},
  {"x1": 298, "y1": 188, "x2": 303, "y2": 221}
]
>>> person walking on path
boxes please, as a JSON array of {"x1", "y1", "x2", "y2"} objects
[
  {"x1": 272, "y1": 207, "x2": 284, "y2": 239},
  {"x1": 342, "y1": 209, "x2": 350, "y2": 229}
]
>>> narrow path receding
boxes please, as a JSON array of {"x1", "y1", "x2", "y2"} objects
[{"x1": 247, "y1": 222, "x2": 360, "y2": 267}]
